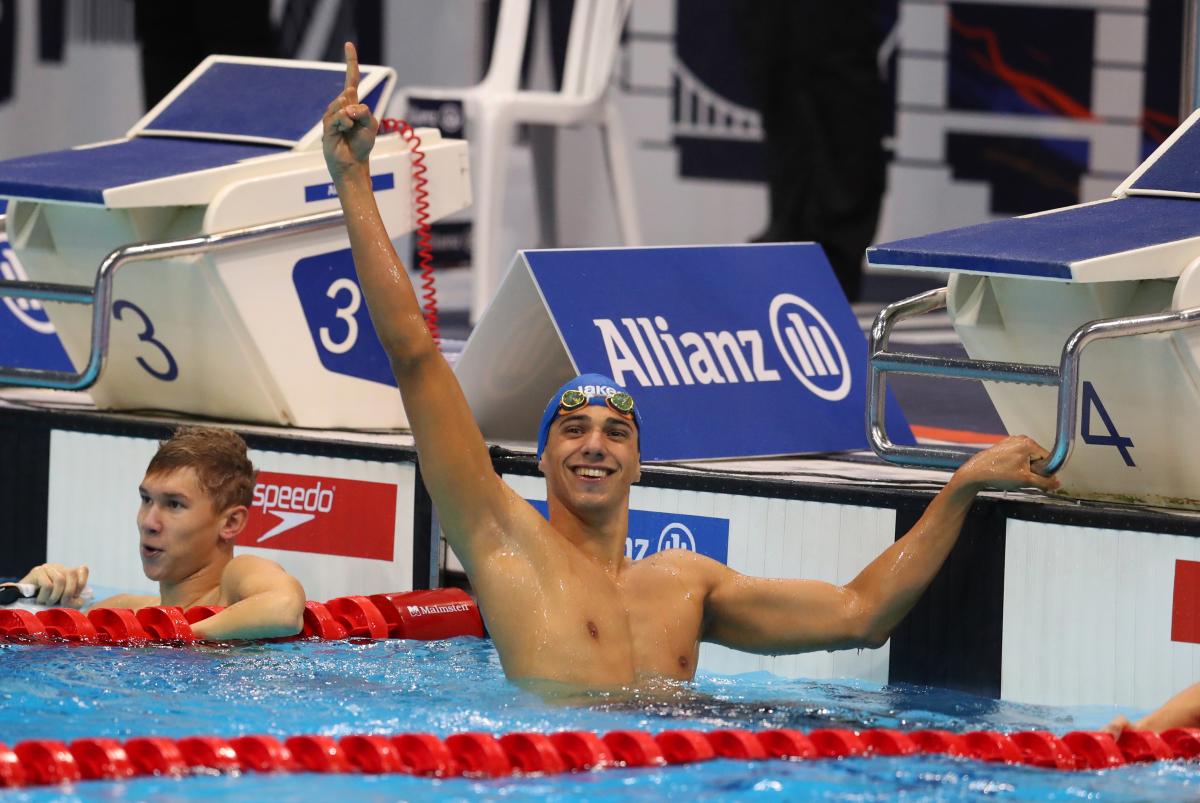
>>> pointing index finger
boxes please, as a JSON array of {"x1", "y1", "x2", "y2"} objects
[{"x1": 344, "y1": 41, "x2": 360, "y2": 93}]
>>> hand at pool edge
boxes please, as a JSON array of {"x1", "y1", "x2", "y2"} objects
[
  {"x1": 11, "y1": 562, "x2": 90, "y2": 607},
  {"x1": 949, "y1": 435, "x2": 1061, "y2": 495}
]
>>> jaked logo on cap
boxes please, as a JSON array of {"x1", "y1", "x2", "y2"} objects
[{"x1": 536, "y1": 373, "x2": 643, "y2": 457}]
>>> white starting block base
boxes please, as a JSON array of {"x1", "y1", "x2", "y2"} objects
[
  {"x1": 0, "y1": 55, "x2": 472, "y2": 429},
  {"x1": 868, "y1": 103, "x2": 1200, "y2": 510},
  {"x1": 948, "y1": 271, "x2": 1199, "y2": 508}
]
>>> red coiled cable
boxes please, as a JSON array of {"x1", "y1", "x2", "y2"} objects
[{"x1": 378, "y1": 118, "x2": 439, "y2": 344}]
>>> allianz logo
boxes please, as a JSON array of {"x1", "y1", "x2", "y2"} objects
[{"x1": 592, "y1": 293, "x2": 851, "y2": 401}]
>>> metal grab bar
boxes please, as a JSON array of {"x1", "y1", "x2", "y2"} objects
[
  {"x1": 866, "y1": 286, "x2": 1200, "y2": 474},
  {"x1": 0, "y1": 208, "x2": 348, "y2": 390}
]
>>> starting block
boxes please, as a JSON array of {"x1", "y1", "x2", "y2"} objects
[
  {"x1": 866, "y1": 108, "x2": 1200, "y2": 508},
  {"x1": 0, "y1": 56, "x2": 471, "y2": 428}
]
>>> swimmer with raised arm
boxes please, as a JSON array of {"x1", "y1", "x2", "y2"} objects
[
  {"x1": 325, "y1": 42, "x2": 1060, "y2": 688},
  {"x1": 4, "y1": 426, "x2": 305, "y2": 640}
]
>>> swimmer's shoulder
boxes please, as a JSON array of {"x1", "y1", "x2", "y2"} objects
[
  {"x1": 219, "y1": 553, "x2": 306, "y2": 603},
  {"x1": 635, "y1": 547, "x2": 728, "y2": 584}
]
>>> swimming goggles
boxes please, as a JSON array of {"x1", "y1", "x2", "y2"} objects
[{"x1": 558, "y1": 388, "x2": 636, "y2": 418}]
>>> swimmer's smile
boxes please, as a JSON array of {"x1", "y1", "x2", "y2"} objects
[
  {"x1": 141, "y1": 543, "x2": 165, "y2": 560},
  {"x1": 571, "y1": 465, "x2": 615, "y2": 482}
]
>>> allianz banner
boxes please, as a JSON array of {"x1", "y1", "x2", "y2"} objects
[{"x1": 457, "y1": 243, "x2": 914, "y2": 461}]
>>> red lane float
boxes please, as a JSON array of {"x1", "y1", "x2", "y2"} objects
[
  {"x1": 392, "y1": 733, "x2": 459, "y2": 777},
  {"x1": 229, "y1": 735, "x2": 297, "y2": 773},
  {"x1": 860, "y1": 729, "x2": 918, "y2": 756},
  {"x1": 284, "y1": 735, "x2": 352, "y2": 774},
  {"x1": 1063, "y1": 731, "x2": 1126, "y2": 769},
  {"x1": 758, "y1": 729, "x2": 818, "y2": 760},
  {"x1": 134, "y1": 607, "x2": 195, "y2": 643},
  {"x1": 0, "y1": 589, "x2": 483, "y2": 646},
  {"x1": 656, "y1": 730, "x2": 716, "y2": 764},
  {"x1": 1162, "y1": 727, "x2": 1200, "y2": 759},
  {"x1": 602, "y1": 730, "x2": 666, "y2": 767},
  {"x1": 3, "y1": 726, "x2": 1198, "y2": 788},
  {"x1": 13, "y1": 740, "x2": 81, "y2": 785},
  {"x1": 68, "y1": 738, "x2": 135, "y2": 781},
  {"x1": 0, "y1": 743, "x2": 26, "y2": 788},
  {"x1": 0, "y1": 609, "x2": 46, "y2": 642},
  {"x1": 1010, "y1": 731, "x2": 1075, "y2": 770},
  {"x1": 444, "y1": 732, "x2": 512, "y2": 777},
  {"x1": 36, "y1": 608, "x2": 97, "y2": 642},
  {"x1": 124, "y1": 737, "x2": 188, "y2": 776},
  {"x1": 548, "y1": 731, "x2": 612, "y2": 771},
  {"x1": 87, "y1": 608, "x2": 149, "y2": 644},
  {"x1": 369, "y1": 589, "x2": 485, "y2": 640},
  {"x1": 325, "y1": 596, "x2": 390, "y2": 640}
]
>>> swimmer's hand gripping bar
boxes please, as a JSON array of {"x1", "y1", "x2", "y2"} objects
[
  {"x1": 866, "y1": 286, "x2": 1200, "y2": 475},
  {"x1": 0, "y1": 209, "x2": 346, "y2": 390}
]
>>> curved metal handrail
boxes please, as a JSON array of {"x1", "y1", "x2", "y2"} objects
[
  {"x1": 866, "y1": 286, "x2": 1200, "y2": 475},
  {"x1": 0, "y1": 208, "x2": 347, "y2": 390}
]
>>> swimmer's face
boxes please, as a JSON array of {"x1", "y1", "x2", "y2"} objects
[
  {"x1": 136, "y1": 467, "x2": 245, "y2": 584},
  {"x1": 538, "y1": 405, "x2": 641, "y2": 514}
]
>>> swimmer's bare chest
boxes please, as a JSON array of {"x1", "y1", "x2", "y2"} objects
[{"x1": 475, "y1": 549, "x2": 710, "y2": 686}]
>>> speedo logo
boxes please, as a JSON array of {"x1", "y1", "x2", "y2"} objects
[
  {"x1": 407, "y1": 602, "x2": 471, "y2": 617},
  {"x1": 241, "y1": 471, "x2": 397, "y2": 561},
  {"x1": 252, "y1": 480, "x2": 336, "y2": 542},
  {"x1": 592, "y1": 293, "x2": 850, "y2": 401}
]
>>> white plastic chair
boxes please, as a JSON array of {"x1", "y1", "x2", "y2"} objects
[{"x1": 395, "y1": 0, "x2": 640, "y2": 321}]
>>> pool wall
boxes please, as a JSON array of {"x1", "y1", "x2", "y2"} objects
[{"x1": 1, "y1": 404, "x2": 1198, "y2": 711}]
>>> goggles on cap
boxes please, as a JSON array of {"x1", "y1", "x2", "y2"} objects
[{"x1": 558, "y1": 388, "x2": 635, "y2": 419}]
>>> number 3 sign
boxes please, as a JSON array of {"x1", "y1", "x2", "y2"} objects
[{"x1": 292, "y1": 248, "x2": 396, "y2": 387}]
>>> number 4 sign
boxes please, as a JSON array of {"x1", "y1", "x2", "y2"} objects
[{"x1": 1080, "y1": 380, "x2": 1135, "y2": 467}]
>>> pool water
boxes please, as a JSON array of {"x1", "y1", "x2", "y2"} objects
[{"x1": 3, "y1": 637, "x2": 1199, "y2": 801}]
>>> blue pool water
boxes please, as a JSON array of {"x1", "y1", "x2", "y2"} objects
[{"x1": 3, "y1": 637, "x2": 1199, "y2": 801}]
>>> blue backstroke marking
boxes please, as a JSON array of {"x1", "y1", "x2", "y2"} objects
[
  {"x1": 523, "y1": 244, "x2": 914, "y2": 461},
  {"x1": 1081, "y1": 381, "x2": 1134, "y2": 466},
  {"x1": 305, "y1": 172, "x2": 394, "y2": 203},
  {"x1": 112, "y1": 300, "x2": 178, "y2": 382},
  {"x1": 293, "y1": 248, "x2": 396, "y2": 387},
  {"x1": 529, "y1": 500, "x2": 730, "y2": 565}
]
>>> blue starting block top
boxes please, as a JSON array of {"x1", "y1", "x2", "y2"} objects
[
  {"x1": 137, "y1": 61, "x2": 387, "y2": 147},
  {"x1": 0, "y1": 138, "x2": 286, "y2": 205},
  {"x1": 1119, "y1": 106, "x2": 1200, "y2": 197},
  {"x1": 0, "y1": 55, "x2": 394, "y2": 208},
  {"x1": 867, "y1": 196, "x2": 1200, "y2": 283}
]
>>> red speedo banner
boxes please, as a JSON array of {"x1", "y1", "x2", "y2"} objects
[{"x1": 239, "y1": 471, "x2": 397, "y2": 561}]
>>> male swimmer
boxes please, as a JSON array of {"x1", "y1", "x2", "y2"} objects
[
  {"x1": 3, "y1": 426, "x2": 306, "y2": 640},
  {"x1": 324, "y1": 42, "x2": 1059, "y2": 688}
]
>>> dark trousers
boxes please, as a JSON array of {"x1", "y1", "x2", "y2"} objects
[{"x1": 739, "y1": 3, "x2": 887, "y2": 302}]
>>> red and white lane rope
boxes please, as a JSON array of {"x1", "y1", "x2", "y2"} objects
[
  {"x1": 0, "y1": 588, "x2": 483, "y2": 645},
  {"x1": 3, "y1": 726, "x2": 1199, "y2": 787}
]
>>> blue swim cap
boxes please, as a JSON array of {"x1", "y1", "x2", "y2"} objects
[{"x1": 536, "y1": 373, "x2": 643, "y2": 458}]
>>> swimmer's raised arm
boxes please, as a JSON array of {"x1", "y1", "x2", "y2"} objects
[
  {"x1": 323, "y1": 43, "x2": 520, "y2": 569},
  {"x1": 699, "y1": 436, "x2": 1060, "y2": 653}
]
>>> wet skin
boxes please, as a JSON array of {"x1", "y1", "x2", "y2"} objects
[{"x1": 323, "y1": 42, "x2": 1060, "y2": 691}]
